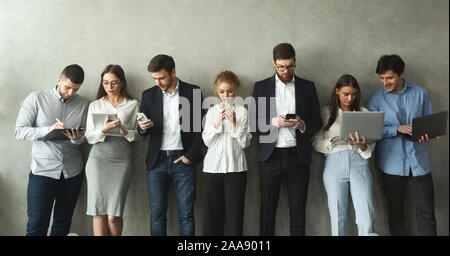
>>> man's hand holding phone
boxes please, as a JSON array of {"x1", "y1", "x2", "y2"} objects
[
  {"x1": 137, "y1": 112, "x2": 155, "y2": 131},
  {"x1": 272, "y1": 114, "x2": 305, "y2": 130}
]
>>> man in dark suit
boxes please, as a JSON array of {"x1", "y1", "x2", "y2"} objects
[
  {"x1": 137, "y1": 54, "x2": 203, "y2": 236},
  {"x1": 252, "y1": 43, "x2": 322, "y2": 236}
]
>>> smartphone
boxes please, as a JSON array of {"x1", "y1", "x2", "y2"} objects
[
  {"x1": 137, "y1": 112, "x2": 149, "y2": 121},
  {"x1": 221, "y1": 103, "x2": 231, "y2": 110},
  {"x1": 107, "y1": 114, "x2": 118, "y2": 122},
  {"x1": 285, "y1": 114, "x2": 296, "y2": 120}
]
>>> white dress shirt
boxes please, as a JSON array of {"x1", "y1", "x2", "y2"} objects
[
  {"x1": 312, "y1": 106, "x2": 375, "y2": 159},
  {"x1": 160, "y1": 82, "x2": 184, "y2": 151},
  {"x1": 85, "y1": 97, "x2": 140, "y2": 144},
  {"x1": 202, "y1": 103, "x2": 252, "y2": 173},
  {"x1": 274, "y1": 74, "x2": 305, "y2": 148}
]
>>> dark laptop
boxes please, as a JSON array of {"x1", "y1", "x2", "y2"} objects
[{"x1": 404, "y1": 111, "x2": 448, "y2": 141}]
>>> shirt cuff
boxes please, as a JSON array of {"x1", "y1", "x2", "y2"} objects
[
  {"x1": 357, "y1": 147, "x2": 372, "y2": 159},
  {"x1": 326, "y1": 138, "x2": 334, "y2": 151},
  {"x1": 391, "y1": 126, "x2": 399, "y2": 137},
  {"x1": 71, "y1": 135, "x2": 87, "y2": 145},
  {"x1": 299, "y1": 120, "x2": 306, "y2": 133},
  {"x1": 213, "y1": 123, "x2": 223, "y2": 134},
  {"x1": 41, "y1": 126, "x2": 52, "y2": 138},
  {"x1": 95, "y1": 129, "x2": 107, "y2": 142},
  {"x1": 124, "y1": 130, "x2": 135, "y2": 142},
  {"x1": 231, "y1": 124, "x2": 244, "y2": 138}
]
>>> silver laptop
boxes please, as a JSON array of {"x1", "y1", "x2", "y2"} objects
[
  {"x1": 91, "y1": 113, "x2": 121, "y2": 136},
  {"x1": 338, "y1": 111, "x2": 384, "y2": 143}
]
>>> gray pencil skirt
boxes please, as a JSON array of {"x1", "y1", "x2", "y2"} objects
[{"x1": 86, "y1": 150, "x2": 134, "y2": 217}]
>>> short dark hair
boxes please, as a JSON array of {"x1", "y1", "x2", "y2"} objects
[
  {"x1": 273, "y1": 43, "x2": 296, "y2": 62},
  {"x1": 148, "y1": 54, "x2": 175, "y2": 74},
  {"x1": 60, "y1": 64, "x2": 84, "y2": 84},
  {"x1": 376, "y1": 54, "x2": 405, "y2": 76}
]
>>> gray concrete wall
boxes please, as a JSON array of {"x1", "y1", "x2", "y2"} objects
[{"x1": 0, "y1": 0, "x2": 448, "y2": 235}]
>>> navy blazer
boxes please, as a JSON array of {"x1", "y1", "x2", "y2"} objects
[
  {"x1": 252, "y1": 75, "x2": 322, "y2": 165},
  {"x1": 138, "y1": 79, "x2": 204, "y2": 171}
]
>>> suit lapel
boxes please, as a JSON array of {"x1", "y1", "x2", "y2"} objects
[
  {"x1": 178, "y1": 80, "x2": 186, "y2": 101},
  {"x1": 294, "y1": 75, "x2": 302, "y2": 114},
  {"x1": 154, "y1": 86, "x2": 163, "y2": 126},
  {"x1": 177, "y1": 80, "x2": 185, "y2": 127},
  {"x1": 266, "y1": 75, "x2": 276, "y2": 98},
  {"x1": 266, "y1": 75, "x2": 276, "y2": 119}
]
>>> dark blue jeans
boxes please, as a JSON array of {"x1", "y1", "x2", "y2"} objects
[
  {"x1": 26, "y1": 172, "x2": 83, "y2": 236},
  {"x1": 147, "y1": 152, "x2": 196, "y2": 236}
]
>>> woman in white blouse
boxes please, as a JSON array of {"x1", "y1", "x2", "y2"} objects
[
  {"x1": 202, "y1": 71, "x2": 252, "y2": 236},
  {"x1": 312, "y1": 74, "x2": 376, "y2": 236},
  {"x1": 85, "y1": 64, "x2": 140, "y2": 236}
]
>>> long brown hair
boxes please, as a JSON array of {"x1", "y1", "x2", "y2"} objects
[
  {"x1": 324, "y1": 74, "x2": 361, "y2": 131},
  {"x1": 96, "y1": 64, "x2": 133, "y2": 100}
]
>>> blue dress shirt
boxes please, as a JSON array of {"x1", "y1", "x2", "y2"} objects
[{"x1": 367, "y1": 80, "x2": 433, "y2": 176}]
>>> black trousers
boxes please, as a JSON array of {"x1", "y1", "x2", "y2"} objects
[
  {"x1": 202, "y1": 172, "x2": 247, "y2": 236},
  {"x1": 26, "y1": 172, "x2": 83, "y2": 236},
  {"x1": 259, "y1": 147, "x2": 310, "y2": 236},
  {"x1": 381, "y1": 171, "x2": 437, "y2": 236}
]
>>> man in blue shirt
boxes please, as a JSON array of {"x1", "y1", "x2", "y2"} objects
[{"x1": 367, "y1": 54, "x2": 437, "y2": 236}]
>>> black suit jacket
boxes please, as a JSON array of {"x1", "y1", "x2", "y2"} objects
[
  {"x1": 138, "y1": 79, "x2": 204, "y2": 171},
  {"x1": 252, "y1": 75, "x2": 322, "y2": 165}
]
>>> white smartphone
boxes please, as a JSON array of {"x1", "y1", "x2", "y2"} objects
[
  {"x1": 221, "y1": 103, "x2": 231, "y2": 110},
  {"x1": 137, "y1": 112, "x2": 149, "y2": 121}
]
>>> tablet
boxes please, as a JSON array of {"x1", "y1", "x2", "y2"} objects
[
  {"x1": 339, "y1": 111, "x2": 384, "y2": 142},
  {"x1": 91, "y1": 113, "x2": 121, "y2": 136},
  {"x1": 405, "y1": 111, "x2": 448, "y2": 141},
  {"x1": 40, "y1": 128, "x2": 85, "y2": 141}
]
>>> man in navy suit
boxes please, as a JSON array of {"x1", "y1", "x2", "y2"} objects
[
  {"x1": 137, "y1": 54, "x2": 204, "y2": 236},
  {"x1": 252, "y1": 43, "x2": 322, "y2": 236}
]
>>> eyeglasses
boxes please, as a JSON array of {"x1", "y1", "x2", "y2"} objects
[
  {"x1": 276, "y1": 65, "x2": 296, "y2": 72},
  {"x1": 102, "y1": 80, "x2": 121, "y2": 87}
]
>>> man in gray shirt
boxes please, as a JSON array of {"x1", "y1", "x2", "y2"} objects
[{"x1": 15, "y1": 64, "x2": 90, "y2": 236}]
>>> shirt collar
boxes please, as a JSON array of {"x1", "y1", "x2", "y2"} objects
[
  {"x1": 382, "y1": 79, "x2": 411, "y2": 95},
  {"x1": 101, "y1": 96, "x2": 128, "y2": 107},
  {"x1": 53, "y1": 85, "x2": 65, "y2": 103},
  {"x1": 275, "y1": 74, "x2": 295, "y2": 87},
  {"x1": 162, "y1": 80, "x2": 179, "y2": 96},
  {"x1": 338, "y1": 107, "x2": 357, "y2": 112}
]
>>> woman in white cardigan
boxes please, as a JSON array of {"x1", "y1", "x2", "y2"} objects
[
  {"x1": 312, "y1": 74, "x2": 376, "y2": 236},
  {"x1": 85, "y1": 64, "x2": 140, "y2": 236},
  {"x1": 202, "y1": 71, "x2": 252, "y2": 236}
]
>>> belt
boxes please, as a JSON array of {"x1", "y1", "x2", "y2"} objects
[
  {"x1": 274, "y1": 147, "x2": 296, "y2": 152},
  {"x1": 160, "y1": 150, "x2": 184, "y2": 156}
]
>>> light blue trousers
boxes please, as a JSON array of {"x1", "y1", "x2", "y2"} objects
[{"x1": 323, "y1": 150, "x2": 375, "y2": 236}]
